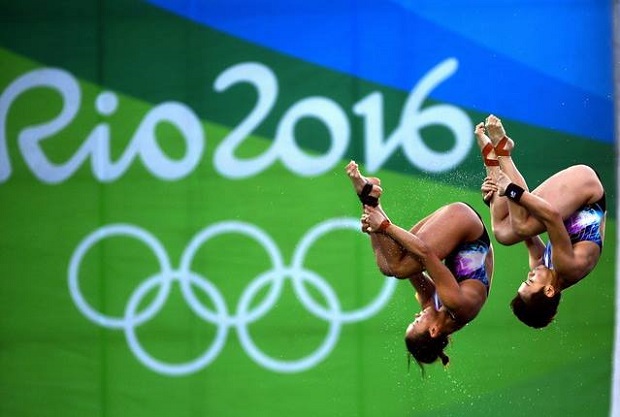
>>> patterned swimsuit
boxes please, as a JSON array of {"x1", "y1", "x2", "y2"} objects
[
  {"x1": 543, "y1": 194, "x2": 606, "y2": 269},
  {"x1": 433, "y1": 205, "x2": 491, "y2": 310}
]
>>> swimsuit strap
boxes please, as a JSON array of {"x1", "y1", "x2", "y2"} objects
[{"x1": 433, "y1": 292, "x2": 442, "y2": 310}]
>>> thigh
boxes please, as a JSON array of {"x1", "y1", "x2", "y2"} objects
[
  {"x1": 532, "y1": 165, "x2": 604, "y2": 218},
  {"x1": 411, "y1": 202, "x2": 484, "y2": 260}
]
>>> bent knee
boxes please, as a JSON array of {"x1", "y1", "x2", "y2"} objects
[
  {"x1": 512, "y1": 221, "x2": 536, "y2": 240},
  {"x1": 492, "y1": 226, "x2": 522, "y2": 246},
  {"x1": 567, "y1": 165, "x2": 602, "y2": 187},
  {"x1": 381, "y1": 263, "x2": 422, "y2": 278}
]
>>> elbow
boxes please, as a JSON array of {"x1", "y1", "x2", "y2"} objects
[
  {"x1": 415, "y1": 244, "x2": 432, "y2": 265},
  {"x1": 541, "y1": 208, "x2": 562, "y2": 225},
  {"x1": 534, "y1": 199, "x2": 561, "y2": 224}
]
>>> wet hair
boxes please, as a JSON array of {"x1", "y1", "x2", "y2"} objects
[
  {"x1": 510, "y1": 289, "x2": 561, "y2": 329},
  {"x1": 405, "y1": 330, "x2": 450, "y2": 373}
]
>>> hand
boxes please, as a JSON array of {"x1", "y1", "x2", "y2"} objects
[
  {"x1": 481, "y1": 176, "x2": 497, "y2": 203},
  {"x1": 361, "y1": 206, "x2": 388, "y2": 233},
  {"x1": 360, "y1": 214, "x2": 372, "y2": 234},
  {"x1": 484, "y1": 114, "x2": 506, "y2": 142}
]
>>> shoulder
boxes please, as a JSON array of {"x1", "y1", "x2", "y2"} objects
[
  {"x1": 452, "y1": 280, "x2": 487, "y2": 321},
  {"x1": 559, "y1": 241, "x2": 600, "y2": 285}
]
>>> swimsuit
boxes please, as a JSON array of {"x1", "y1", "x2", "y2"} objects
[
  {"x1": 543, "y1": 194, "x2": 605, "y2": 269},
  {"x1": 433, "y1": 205, "x2": 492, "y2": 310},
  {"x1": 444, "y1": 227, "x2": 491, "y2": 290}
]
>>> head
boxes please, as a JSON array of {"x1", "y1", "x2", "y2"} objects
[
  {"x1": 404, "y1": 308, "x2": 450, "y2": 369},
  {"x1": 511, "y1": 265, "x2": 561, "y2": 328}
]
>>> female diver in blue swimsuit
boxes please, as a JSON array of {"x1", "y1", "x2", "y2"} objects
[
  {"x1": 475, "y1": 114, "x2": 606, "y2": 329},
  {"x1": 346, "y1": 161, "x2": 494, "y2": 369}
]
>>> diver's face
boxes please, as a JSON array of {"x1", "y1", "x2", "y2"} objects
[
  {"x1": 405, "y1": 307, "x2": 434, "y2": 337},
  {"x1": 517, "y1": 265, "x2": 554, "y2": 301}
]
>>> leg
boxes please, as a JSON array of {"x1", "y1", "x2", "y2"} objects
[
  {"x1": 475, "y1": 120, "x2": 529, "y2": 245},
  {"x1": 345, "y1": 161, "x2": 406, "y2": 275},
  {"x1": 481, "y1": 115, "x2": 539, "y2": 244},
  {"x1": 484, "y1": 116, "x2": 604, "y2": 242},
  {"x1": 345, "y1": 160, "x2": 382, "y2": 205},
  {"x1": 365, "y1": 209, "x2": 431, "y2": 278},
  {"x1": 496, "y1": 164, "x2": 604, "y2": 244},
  {"x1": 532, "y1": 165, "x2": 605, "y2": 214},
  {"x1": 371, "y1": 203, "x2": 485, "y2": 278},
  {"x1": 345, "y1": 162, "x2": 483, "y2": 279}
]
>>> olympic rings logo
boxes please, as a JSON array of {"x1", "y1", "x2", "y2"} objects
[{"x1": 68, "y1": 218, "x2": 396, "y2": 376}]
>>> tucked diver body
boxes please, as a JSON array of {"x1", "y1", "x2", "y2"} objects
[
  {"x1": 475, "y1": 114, "x2": 606, "y2": 328},
  {"x1": 345, "y1": 160, "x2": 494, "y2": 368}
]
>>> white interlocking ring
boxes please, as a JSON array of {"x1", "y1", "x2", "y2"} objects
[{"x1": 68, "y1": 218, "x2": 396, "y2": 375}]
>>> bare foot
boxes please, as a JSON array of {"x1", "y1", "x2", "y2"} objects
[
  {"x1": 345, "y1": 160, "x2": 382, "y2": 199},
  {"x1": 474, "y1": 122, "x2": 498, "y2": 167},
  {"x1": 484, "y1": 114, "x2": 505, "y2": 145},
  {"x1": 495, "y1": 135, "x2": 514, "y2": 156},
  {"x1": 484, "y1": 114, "x2": 514, "y2": 155},
  {"x1": 475, "y1": 122, "x2": 493, "y2": 151}
]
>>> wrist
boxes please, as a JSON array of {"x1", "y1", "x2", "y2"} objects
[
  {"x1": 379, "y1": 219, "x2": 392, "y2": 231},
  {"x1": 505, "y1": 183, "x2": 525, "y2": 202}
]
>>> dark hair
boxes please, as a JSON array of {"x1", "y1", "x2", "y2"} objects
[
  {"x1": 405, "y1": 330, "x2": 450, "y2": 372},
  {"x1": 510, "y1": 289, "x2": 561, "y2": 329}
]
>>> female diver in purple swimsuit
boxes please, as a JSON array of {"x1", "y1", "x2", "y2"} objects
[
  {"x1": 475, "y1": 114, "x2": 606, "y2": 329},
  {"x1": 346, "y1": 161, "x2": 494, "y2": 369}
]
